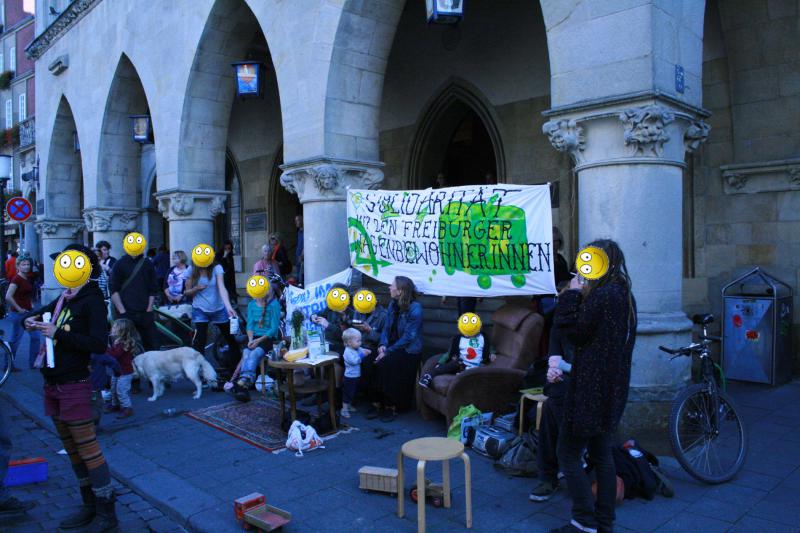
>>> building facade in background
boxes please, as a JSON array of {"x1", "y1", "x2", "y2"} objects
[
  {"x1": 0, "y1": 0, "x2": 35, "y2": 258},
  {"x1": 27, "y1": 0, "x2": 800, "y2": 422}
]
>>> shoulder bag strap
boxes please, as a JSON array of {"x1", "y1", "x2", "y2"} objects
[{"x1": 120, "y1": 257, "x2": 146, "y2": 294}]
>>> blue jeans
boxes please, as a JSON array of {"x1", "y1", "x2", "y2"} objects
[
  {"x1": 240, "y1": 347, "x2": 267, "y2": 382},
  {"x1": 5, "y1": 312, "x2": 42, "y2": 369},
  {"x1": 0, "y1": 397, "x2": 11, "y2": 501}
]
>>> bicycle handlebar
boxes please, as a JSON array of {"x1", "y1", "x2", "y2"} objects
[
  {"x1": 659, "y1": 345, "x2": 683, "y2": 356},
  {"x1": 700, "y1": 334, "x2": 721, "y2": 342}
]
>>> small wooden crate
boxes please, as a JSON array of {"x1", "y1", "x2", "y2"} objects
[
  {"x1": 234, "y1": 492, "x2": 266, "y2": 524},
  {"x1": 359, "y1": 466, "x2": 399, "y2": 494},
  {"x1": 244, "y1": 504, "x2": 292, "y2": 532}
]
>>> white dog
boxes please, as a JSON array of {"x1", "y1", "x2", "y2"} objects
[{"x1": 133, "y1": 347, "x2": 218, "y2": 401}]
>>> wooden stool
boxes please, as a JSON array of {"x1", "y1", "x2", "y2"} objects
[
  {"x1": 397, "y1": 437, "x2": 471, "y2": 533},
  {"x1": 519, "y1": 393, "x2": 548, "y2": 435}
]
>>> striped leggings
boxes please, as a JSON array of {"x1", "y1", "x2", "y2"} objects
[{"x1": 53, "y1": 418, "x2": 113, "y2": 498}]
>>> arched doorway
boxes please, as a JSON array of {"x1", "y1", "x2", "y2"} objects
[
  {"x1": 268, "y1": 147, "x2": 301, "y2": 255},
  {"x1": 410, "y1": 86, "x2": 503, "y2": 189},
  {"x1": 215, "y1": 151, "x2": 243, "y2": 257}
]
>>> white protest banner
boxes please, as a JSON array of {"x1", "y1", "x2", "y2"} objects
[
  {"x1": 347, "y1": 184, "x2": 555, "y2": 297},
  {"x1": 285, "y1": 268, "x2": 353, "y2": 332}
]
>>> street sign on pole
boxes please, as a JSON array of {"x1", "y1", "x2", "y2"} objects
[{"x1": 6, "y1": 197, "x2": 33, "y2": 223}]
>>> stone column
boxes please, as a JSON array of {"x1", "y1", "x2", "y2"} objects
[
  {"x1": 83, "y1": 207, "x2": 141, "y2": 251},
  {"x1": 34, "y1": 218, "x2": 86, "y2": 302},
  {"x1": 280, "y1": 157, "x2": 384, "y2": 284},
  {"x1": 23, "y1": 220, "x2": 39, "y2": 261},
  {"x1": 155, "y1": 190, "x2": 229, "y2": 258},
  {"x1": 542, "y1": 98, "x2": 710, "y2": 431}
]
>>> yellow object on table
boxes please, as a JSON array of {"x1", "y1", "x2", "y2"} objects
[
  {"x1": 397, "y1": 437, "x2": 471, "y2": 533},
  {"x1": 519, "y1": 392, "x2": 548, "y2": 435}
]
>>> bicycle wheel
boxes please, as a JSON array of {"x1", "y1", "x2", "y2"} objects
[
  {"x1": 669, "y1": 383, "x2": 748, "y2": 484},
  {"x1": 0, "y1": 340, "x2": 13, "y2": 388}
]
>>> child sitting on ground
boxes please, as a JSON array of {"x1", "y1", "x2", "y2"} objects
[
  {"x1": 419, "y1": 312, "x2": 493, "y2": 388},
  {"x1": 341, "y1": 327, "x2": 371, "y2": 418},
  {"x1": 105, "y1": 318, "x2": 137, "y2": 419}
]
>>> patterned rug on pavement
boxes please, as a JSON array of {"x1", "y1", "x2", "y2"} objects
[{"x1": 186, "y1": 398, "x2": 349, "y2": 452}]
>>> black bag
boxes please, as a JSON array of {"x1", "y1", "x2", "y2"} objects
[
  {"x1": 493, "y1": 430, "x2": 538, "y2": 477},
  {"x1": 610, "y1": 442, "x2": 660, "y2": 500}
]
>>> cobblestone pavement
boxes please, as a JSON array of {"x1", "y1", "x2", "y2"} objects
[
  {"x1": 3, "y1": 308, "x2": 800, "y2": 533},
  {"x1": 1, "y1": 399, "x2": 187, "y2": 533}
]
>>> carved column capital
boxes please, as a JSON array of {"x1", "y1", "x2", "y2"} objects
[
  {"x1": 280, "y1": 157, "x2": 384, "y2": 204},
  {"x1": 542, "y1": 119, "x2": 585, "y2": 164},
  {"x1": 35, "y1": 218, "x2": 85, "y2": 237},
  {"x1": 619, "y1": 104, "x2": 675, "y2": 157},
  {"x1": 155, "y1": 190, "x2": 229, "y2": 221},
  {"x1": 684, "y1": 120, "x2": 711, "y2": 153},
  {"x1": 82, "y1": 207, "x2": 141, "y2": 232}
]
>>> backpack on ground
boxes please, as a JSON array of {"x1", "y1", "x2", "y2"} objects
[{"x1": 493, "y1": 429, "x2": 538, "y2": 477}]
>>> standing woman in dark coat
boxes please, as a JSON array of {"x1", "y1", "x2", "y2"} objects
[
  {"x1": 551, "y1": 239, "x2": 637, "y2": 533},
  {"x1": 369, "y1": 276, "x2": 423, "y2": 422},
  {"x1": 24, "y1": 244, "x2": 117, "y2": 531}
]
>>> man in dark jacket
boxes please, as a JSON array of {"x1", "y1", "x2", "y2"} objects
[{"x1": 109, "y1": 243, "x2": 160, "y2": 351}]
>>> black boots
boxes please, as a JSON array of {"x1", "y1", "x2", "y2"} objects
[
  {"x1": 81, "y1": 493, "x2": 118, "y2": 533},
  {"x1": 58, "y1": 485, "x2": 95, "y2": 529}
]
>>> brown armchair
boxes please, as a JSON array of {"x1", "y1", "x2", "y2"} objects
[{"x1": 417, "y1": 304, "x2": 544, "y2": 426}]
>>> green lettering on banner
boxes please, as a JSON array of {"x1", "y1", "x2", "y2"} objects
[
  {"x1": 348, "y1": 217, "x2": 392, "y2": 275},
  {"x1": 438, "y1": 199, "x2": 529, "y2": 289}
]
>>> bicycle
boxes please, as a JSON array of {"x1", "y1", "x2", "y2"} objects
[
  {"x1": 0, "y1": 330, "x2": 14, "y2": 388},
  {"x1": 659, "y1": 313, "x2": 748, "y2": 484}
]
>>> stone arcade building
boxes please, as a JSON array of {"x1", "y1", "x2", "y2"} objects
[{"x1": 29, "y1": 0, "x2": 800, "y2": 421}]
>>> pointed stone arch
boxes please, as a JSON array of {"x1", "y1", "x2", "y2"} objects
[
  {"x1": 407, "y1": 79, "x2": 507, "y2": 188},
  {"x1": 95, "y1": 53, "x2": 152, "y2": 209},
  {"x1": 178, "y1": 0, "x2": 272, "y2": 191},
  {"x1": 46, "y1": 96, "x2": 84, "y2": 220}
]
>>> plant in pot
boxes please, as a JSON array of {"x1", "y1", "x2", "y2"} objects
[{"x1": 290, "y1": 310, "x2": 306, "y2": 350}]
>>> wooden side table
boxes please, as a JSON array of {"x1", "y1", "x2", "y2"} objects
[
  {"x1": 519, "y1": 392, "x2": 548, "y2": 435},
  {"x1": 267, "y1": 353, "x2": 339, "y2": 431},
  {"x1": 397, "y1": 437, "x2": 471, "y2": 533}
]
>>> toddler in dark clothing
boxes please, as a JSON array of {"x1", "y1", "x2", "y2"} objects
[
  {"x1": 418, "y1": 312, "x2": 494, "y2": 388},
  {"x1": 89, "y1": 354, "x2": 122, "y2": 427}
]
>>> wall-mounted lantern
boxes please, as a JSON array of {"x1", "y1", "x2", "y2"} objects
[
  {"x1": 130, "y1": 115, "x2": 153, "y2": 144},
  {"x1": 426, "y1": 0, "x2": 464, "y2": 24},
  {"x1": 231, "y1": 61, "x2": 265, "y2": 98}
]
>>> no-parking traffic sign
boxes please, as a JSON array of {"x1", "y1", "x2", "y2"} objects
[{"x1": 6, "y1": 197, "x2": 32, "y2": 222}]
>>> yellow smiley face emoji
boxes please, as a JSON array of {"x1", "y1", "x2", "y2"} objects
[
  {"x1": 575, "y1": 246, "x2": 609, "y2": 280},
  {"x1": 123, "y1": 232, "x2": 146, "y2": 257},
  {"x1": 353, "y1": 289, "x2": 377, "y2": 314},
  {"x1": 326, "y1": 288, "x2": 350, "y2": 313},
  {"x1": 246, "y1": 275, "x2": 270, "y2": 299},
  {"x1": 192, "y1": 244, "x2": 215, "y2": 267},
  {"x1": 458, "y1": 312, "x2": 482, "y2": 337},
  {"x1": 53, "y1": 250, "x2": 92, "y2": 289}
]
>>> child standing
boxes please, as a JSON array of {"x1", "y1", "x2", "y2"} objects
[
  {"x1": 105, "y1": 319, "x2": 137, "y2": 419},
  {"x1": 90, "y1": 353, "x2": 122, "y2": 427},
  {"x1": 419, "y1": 312, "x2": 492, "y2": 388},
  {"x1": 341, "y1": 328, "x2": 370, "y2": 418}
]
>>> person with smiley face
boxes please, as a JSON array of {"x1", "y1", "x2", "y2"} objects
[
  {"x1": 21, "y1": 244, "x2": 119, "y2": 530},
  {"x1": 184, "y1": 244, "x2": 240, "y2": 374},
  {"x1": 418, "y1": 312, "x2": 494, "y2": 389},
  {"x1": 235, "y1": 276, "x2": 282, "y2": 391},
  {"x1": 108, "y1": 232, "x2": 160, "y2": 351}
]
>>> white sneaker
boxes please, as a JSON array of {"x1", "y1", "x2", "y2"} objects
[{"x1": 340, "y1": 407, "x2": 351, "y2": 419}]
